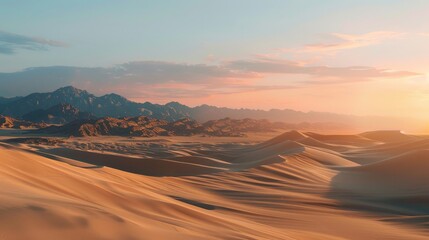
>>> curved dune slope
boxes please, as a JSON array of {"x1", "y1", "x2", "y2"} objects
[
  {"x1": 359, "y1": 130, "x2": 418, "y2": 142},
  {"x1": 334, "y1": 150, "x2": 429, "y2": 197},
  {"x1": 1, "y1": 130, "x2": 429, "y2": 239}
]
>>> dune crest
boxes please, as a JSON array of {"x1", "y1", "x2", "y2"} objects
[{"x1": 0, "y1": 130, "x2": 429, "y2": 239}]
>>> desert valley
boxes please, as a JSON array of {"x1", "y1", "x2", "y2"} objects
[
  {"x1": 2, "y1": 2, "x2": 429, "y2": 239},
  {"x1": 0, "y1": 87, "x2": 428, "y2": 239}
]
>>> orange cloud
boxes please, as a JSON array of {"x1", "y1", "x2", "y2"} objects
[
  {"x1": 302, "y1": 31, "x2": 403, "y2": 53},
  {"x1": 226, "y1": 58, "x2": 420, "y2": 82}
]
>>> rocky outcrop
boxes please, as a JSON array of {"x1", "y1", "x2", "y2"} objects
[
  {"x1": 41, "y1": 117, "x2": 202, "y2": 137},
  {"x1": 0, "y1": 115, "x2": 46, "y2": 129},
  {"x1": 40, "y1": 117, "x2": 288, "y2": 137}
]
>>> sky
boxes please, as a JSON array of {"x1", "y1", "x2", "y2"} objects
[{"x1": 1, "y1": 0, "x2": 429, "y2": 120}]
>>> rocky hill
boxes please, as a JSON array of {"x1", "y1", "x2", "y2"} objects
[
  {"x1": 41, "y1": 117, "x2": 200, "y2": 137},
  {"x1": 40, "y1": 117, "x2": 290, "y2": 137},
  {"x1": 0, "y1": 115, "x2": 46, "y2": 129}
]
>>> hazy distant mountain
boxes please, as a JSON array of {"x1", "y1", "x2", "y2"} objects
[
  {"x1": 201, "y1": 118, "x2": 284, "y2": 136},
  {"x1": 0, "y1": 86, "x2": 415, "y2": 130},
  {"x1": 22, "y1": 103, "x2": 96, "y2": 124},
  {"x1": 187, "y1": 104, "x2": 353, "y2": 123}
]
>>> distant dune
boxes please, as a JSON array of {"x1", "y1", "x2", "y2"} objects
[{"x1": 0, "y1": 130, "x2": 428, "y2": 239}]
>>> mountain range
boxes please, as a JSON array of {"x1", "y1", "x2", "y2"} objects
[
  {"x1": 0, "y1": 86, "x2": 417, "y2": 131},
  {"x1": 22, "y1": 103, "x2": 95, "y2": 124}
]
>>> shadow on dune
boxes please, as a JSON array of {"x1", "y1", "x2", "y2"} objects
[
  {"x1": 0, "y1": 142, "x2": 103, "y2": 169},
  {"x1": 328, "y1": 154, "x2": 429, "y2": 228},
  {"x1": 1, "y1": 135, "x2": 292, "y2": 177},
  {"x1": 329, "y1": 179, "x2": 429, "y2": 229},
  {"x1": 35, "y1": 148, "x2": 229, "y2": 177},
  {"x1": 170, "y1": 196, "x2": 217, "y2": 210}
]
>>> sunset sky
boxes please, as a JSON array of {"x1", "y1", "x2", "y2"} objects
[{"x1": 1, "y1": 1, "x2": 429, "y2": 120}]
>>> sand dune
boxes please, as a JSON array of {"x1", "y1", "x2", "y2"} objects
[
  {"x1": 334, "y1": 150, "x2": 429, "y2": 198},
  {"x1": 305, "y1": 132, "x2": 377, "y2": 146},
  {"x1": 359, "y1": 130, "x2": 418, "y2": 142},
  {"x1": 0, "y1": 130, "x2": 428, "y2": 239}
]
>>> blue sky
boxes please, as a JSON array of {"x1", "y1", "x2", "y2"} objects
[
  {"x1": 1, "y1": 1, "x2": 429, "y2": 119},
  {"x1": 2, "y1": 0, "x2": 426, "y2": 71}
]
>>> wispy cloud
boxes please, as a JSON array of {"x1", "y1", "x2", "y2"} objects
[
  {"x1": 0, "y1": 61, "x2": 259, "y2": 97},
  {"x1": 0, "y1": 59, "x2": 421, "y2": 99},
  {"x1": 0, "y1": 31, "x2": 67, "y2": 55},
  {"x1": 226, "y1": 57, "x2": 420, "y2": 82},
  {"x1": 129, "y1": 83, "x2": 295, "y2": 100},
  {"x1": 301, "y1": 31, "x2": 403, "y2": 53}
]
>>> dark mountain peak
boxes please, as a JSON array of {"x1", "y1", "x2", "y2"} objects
[
  {"x1": 165, "y1": 101, "x2": 190, "y2": 112},
  {"x1": 55, "y1": 86, "x2": 80, "y2": 91},
  {"x1": 198, "y1": 104, "x2": 212, "y2": 108},
  {"x1": 166, "y1": 101, "x2": 185, "y2": 107},
  {"x1": 53, "y1": 86, "x2": 91, "y2": 97},
  {"x1": 99, "y1": 93, "x2": 127, "y2": 101}
]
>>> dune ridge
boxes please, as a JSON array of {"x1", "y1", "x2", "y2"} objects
[{"x1": 0, "y1": 130, "x2": 428, "y2": 239}]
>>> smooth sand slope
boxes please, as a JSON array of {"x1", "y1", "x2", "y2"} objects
[{"x1": 0, "y1": 130, "x2": 428, "y2": 239}]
